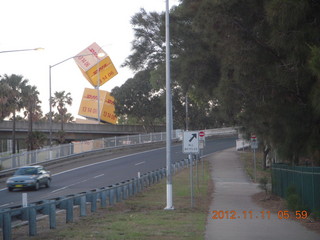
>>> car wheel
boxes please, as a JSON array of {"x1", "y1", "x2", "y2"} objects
[
  {"x1": 8, "y1": 187, "x2": 13, "y2": 192},
  {"x1": 45, "y1": 179, "x2": 51, "y2": 188},
  {"x1": 34, "y1": 181, "x2": 40, "y2": 191}
]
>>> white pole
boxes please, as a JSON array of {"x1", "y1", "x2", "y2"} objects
[
  {"x1": 254, "y1": 148, "x2": 257, "y2": 182},
  {"x1": 22, "y1": 193, "x2": 28, "y2": 207},
  {"x1": 164, "y1": 0, "x2": 174, "y2": 210},
  {"x1": 97, "y1": 61, "x2": 101, "y2": 123}
]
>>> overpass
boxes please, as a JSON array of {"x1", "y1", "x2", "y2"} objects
[{"x1": 0, "y1": 121, "x2": 165, "y2": 141}]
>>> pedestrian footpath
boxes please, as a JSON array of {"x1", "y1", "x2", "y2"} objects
[{"x1": 205, "y1": 148, "x2": 320, "y2": 240}]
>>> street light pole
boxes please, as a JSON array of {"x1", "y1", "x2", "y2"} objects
[
  {"x1": 49, "y1": 52, "x2": 105, "y2": 146},
  {"x1": 0, "y1": 47, "x2": 44, "y2": 154},
  {"x1": 49, "y1": 65, "x2": 53, "y2": 147},
  {"x1": 164, "y1": 0, "x2": 174, "y2": 210},
  {"x1": 49, "y1": 55, "x2": 76, "y2": 147},
  {"x1": 0, "y1": 48, "x2": 44, "y2": 54}
]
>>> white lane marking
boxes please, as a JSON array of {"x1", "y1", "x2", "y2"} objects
[
  {"x1": 0, "y1": 203, "x2": 11, "y2": 208},
  {"x1": 51, "y1": 179, "x2": 89, "y2": 193},
  {"x1": 135, "y1": 161, "x2": 145, "y2": 166},
  {"x1": 93, "y1": 174, "x2": 104, "y2": 179},
  {"x1": 52, "y1": 146, "x2": 166, "y2": 177},
  {"x1": 0, "y1": 145, "x2": 172, "y2": 193}
]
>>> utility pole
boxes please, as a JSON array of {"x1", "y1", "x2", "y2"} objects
[{"x1": 164, "y1": 0, "x2": 174, "y2": 210}]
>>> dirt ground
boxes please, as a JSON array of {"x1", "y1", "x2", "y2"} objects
[{"x1": 252, "y1": 191, "x2": 320, "y2": 235}]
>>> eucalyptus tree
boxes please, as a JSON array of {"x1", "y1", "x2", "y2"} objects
[
  {"x1": 111, "y1": 70, "x2": 165, "y2": 132},
  {"x1": 190, "y1": 0, "x2": 320, "y2": 165},
  {"x1": 123, "y1": 6, "x2": 220, "y2": 129}
]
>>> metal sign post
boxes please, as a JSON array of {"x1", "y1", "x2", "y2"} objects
[
  {"x1": 189, "y1": 153, "x2": 194, "y2": 208},
  {"x1": 183, "y1": 131, "x2": 199, "y2": 208},
  {"x1": 199, "y1": 131, "x2": 205, "y2": 181},
  {"x1": 251, "y1": 135, "x2": 258, "y2": 182}
]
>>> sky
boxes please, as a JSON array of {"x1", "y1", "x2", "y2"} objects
[{"x1": 0, "y1": 0, "x2": 180, "y2": 119}]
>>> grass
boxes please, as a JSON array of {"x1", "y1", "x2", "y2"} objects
[
  {"x1": 13, "y1": 160, "x2": 212, "y2": 240},
  {"x1": 239, "y1": 150, "x2": 271, "y2": 184}
]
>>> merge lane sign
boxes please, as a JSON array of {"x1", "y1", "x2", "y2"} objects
[{"x1": 183, "y1": 131, "x2": 199, "y2": 153}]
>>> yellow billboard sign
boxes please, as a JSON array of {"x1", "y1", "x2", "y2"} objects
[
  {"x1": 74, "y1": 42, "x2": 118, "y2": 87},
  {"x1": 78, "y1": 88, "x2": 117, "y2": 124},
  {"x1": 86, "y1": 56, "x2": 118, "y2": 87}
]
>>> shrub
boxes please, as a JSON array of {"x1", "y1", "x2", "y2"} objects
[
  {"x1": 285, "y1": 186, "x2": 304, "y2": 211},
  {"x1": 287, "y1": 194, "x2": 301, "y2": 211},
  {"x1": 310, "y1": 210, "x2": 320, "y2": 221}
]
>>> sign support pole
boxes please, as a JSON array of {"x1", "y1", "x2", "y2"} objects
[
  {"x1": 251, "y1": 134, "x2": 258, "y2": 183},
  {"x1": 253, "y1": 148, "x2": 256, "y2": 182},
  {"x1": 189, "y1": 153, "x2": 194, "y2": 208}
]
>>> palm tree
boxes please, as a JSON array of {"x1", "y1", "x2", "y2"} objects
[
  {"x1": 0, "y1": 81, "x2": 11, "y2": 121},
  {"x1": 51, "y1": 91, "x2": 73, "y2": 143},
  {"x1": 2, "y1": 74, "x2": 29, "y2": 154},
  {"x1": 22, "y1": 85, "x2": 43, "y2": 150}
]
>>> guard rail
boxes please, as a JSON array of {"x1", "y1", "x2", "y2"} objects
[{"x1": 0, "y1": 157, "x2": 193, "y2": 239}]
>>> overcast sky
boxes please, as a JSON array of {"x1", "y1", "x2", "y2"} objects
[{"x1": 0, "y1": 0, "x2": 180, "y2": 118}]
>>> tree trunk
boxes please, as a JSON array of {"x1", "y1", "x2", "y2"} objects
[
  {"x1": 12, "y1": 111, "x2": 16, "y2": 154},
  {"x1": 263, "y1": 145, "x2": 270, "y2": 170}
]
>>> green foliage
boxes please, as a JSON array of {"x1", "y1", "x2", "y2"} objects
[
  {"x1": 0, "y1": 81, "x2": 11, "y2": 121},
  {"x1": 51, "y1": 91, "x2": 73, "y2": 135},
  {"x1": 122, "y1": 8, "x2": 165, "y2": 71},
  {"x1": 258, "y1": 176, "x2": 269, "y2": 200},
  {"x1": 190, "y1": 0, "x2": 320, "y2": 163},
  {"x1": 310, "y1": 210, "x2": 320, "y2": 221},
  {"x1": 121, "y1": 0, "x2": 320, "y2": 163},
  {"x1": 26, "y1": 131, "x2": 47, "y2": 150},
  {"x1": 111, "y1": 70, "x2": 165, "y2": 131},
  {"x1": 286, "y1": 194, "x2": 301, "y2": 211},
  {"x1": 259, "y1": 177, "x2": 268, "y2": 192},
  {"x1": 285, "y1": 186, "x2": 304, "y2": 211}
]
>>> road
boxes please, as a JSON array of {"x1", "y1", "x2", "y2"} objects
[{"x1": 0, "y1": 137, "x2": 236, "y2": 209}]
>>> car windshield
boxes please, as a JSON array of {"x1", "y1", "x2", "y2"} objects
[{"x1": 14, "y1": 168, "x2": 38, "y2": 176}]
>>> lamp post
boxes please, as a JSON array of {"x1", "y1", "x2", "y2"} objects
[
  {"x1": 49, "y1": 55, "x2": 77, "y2": 147},
  {"x1": 0, "y1": 48, "x2": 44, "y2": 54},
  {"x1": 0, "y1": 47, "x2": 43, "y2": 155},
  {"x1": 164, "y1": 0, "x2": 174, "y2": 210},
  {"x1": 49, "y1": 52, "x2": 105, "y2": 147}
]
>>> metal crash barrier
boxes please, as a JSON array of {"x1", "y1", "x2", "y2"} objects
[{"x1": 0, "y1": 158, "x2": 191, "y2": 239}]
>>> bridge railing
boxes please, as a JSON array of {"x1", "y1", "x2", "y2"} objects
[{"x1": 0, "y1": 130, "x2": 182, "y2": 171}]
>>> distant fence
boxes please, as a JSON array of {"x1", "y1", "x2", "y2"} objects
[
  {"x1": 0, "y1": 127, "x2": 237, "y2": 171},
  {"x1": 0, "y1": 130, "x2": 182, "y2": 171},
  {"x1": 272, "y1": 164, "x2": 320, "y2": 211},
  {"x1": 0, "y1": 157, "x2": 193, "y2": 239},
  {"x1": 235, "y1": 139, "x2": 250, "y2": 150}
]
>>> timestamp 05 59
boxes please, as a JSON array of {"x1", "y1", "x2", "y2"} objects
[{"x1": 212, "y1": 210, "x2": 308, "y2": 220}]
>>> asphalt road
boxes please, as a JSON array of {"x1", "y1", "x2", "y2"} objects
[{"x1": 0, "y1": 137, "x2": 236, "y2": 209}]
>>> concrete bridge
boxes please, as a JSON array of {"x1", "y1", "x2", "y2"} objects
[{"x1": 0, "y1": 121, "x2": 165, "y2": 141}]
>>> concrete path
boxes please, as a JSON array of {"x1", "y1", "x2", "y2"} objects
[{"x1": 205, "y1": 148, "x2": 320, "y2": 240}]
